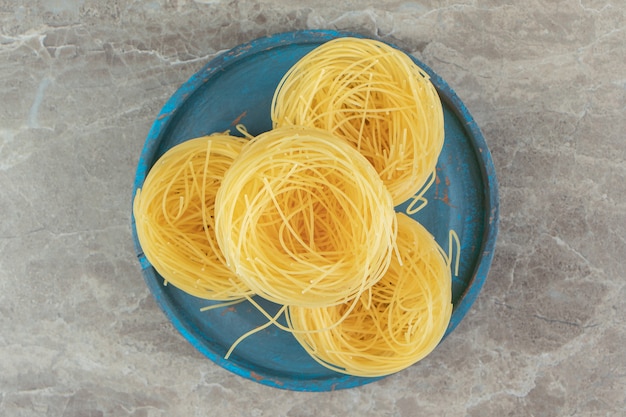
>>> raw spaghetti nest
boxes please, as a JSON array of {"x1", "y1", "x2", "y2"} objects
[
  {"x1": 214, "y1": 126, "x2": 397, "y2": 308},
  {"x1": 271, "y1": 37, "x2": 445, "y2": 205},
  {"x1": 133, "y1": 134, "x2": 252, "y2": 300},
  {"x1": 286, "y1": 213, "x2": 453, "y2": 377}
]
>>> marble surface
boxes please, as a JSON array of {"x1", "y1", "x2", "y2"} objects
[{"x1": 1, "y1": 1, "x2": 625, "y2": 415}]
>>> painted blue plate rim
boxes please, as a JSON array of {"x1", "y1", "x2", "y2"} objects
[{"x1": 131, "y1": 29, "x2": 499, "y2": 391}]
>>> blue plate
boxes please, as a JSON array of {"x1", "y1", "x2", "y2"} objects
[{"x1": 131, "y1": 30, "x2": 499, "y2": 391}]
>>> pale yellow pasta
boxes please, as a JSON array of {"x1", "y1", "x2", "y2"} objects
[
  {"x1": 214, "y1": 126, "x2": 397, "y2": 308},
  {"x1": 286, "y1": 213, "x2": 453, "y2": 377},
  {"x1": 133, "y1": 135, "x2": 252, "y2": 300},
  {"x1": 271, "y1": 37, "x2": 445, "y2": 205}
]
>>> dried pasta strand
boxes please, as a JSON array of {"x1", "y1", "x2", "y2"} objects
[
  {"x1": 448, "y1": 229, "x2": 461, "y2": 277},
  {"x1": 224, "y1": 304, "x2": 288, "y2": 360},
  {"x1": 199, "y1": 299, "x2": 245, "y2": 312},
  {"x1": 405, "y1": 170, "x2": 436, "y2": 215}
]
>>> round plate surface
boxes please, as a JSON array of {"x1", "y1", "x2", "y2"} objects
[{"x1": 131, "y1": 30, "x2": 499, "y2": 391}]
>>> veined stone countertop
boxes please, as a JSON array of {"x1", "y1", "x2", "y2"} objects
[{"x1": 1, "y1": 1, "x2": 624, "y2": 416}]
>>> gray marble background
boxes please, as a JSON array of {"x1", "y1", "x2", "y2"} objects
[{"x1": 1, "y1": 1, "x2": 624, "y2": 416}]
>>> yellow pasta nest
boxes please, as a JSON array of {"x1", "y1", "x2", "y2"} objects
[
  {"x1": 286, "y1": 213, "x2": 452, "y2": 377},
  {"x1": 214, "y1": 126, "x2": 397, "y2": 308},
  {"x1": 133, "y1": 135, "x2": 252, "y2": 300},
  {"x1": 271, "y1": 37, "x2": 445, "y2": 205}
]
